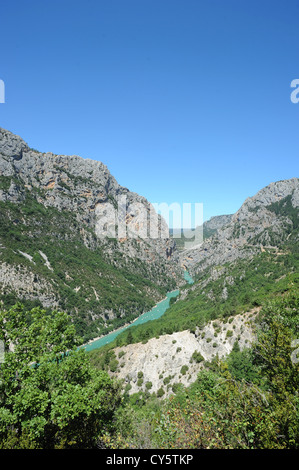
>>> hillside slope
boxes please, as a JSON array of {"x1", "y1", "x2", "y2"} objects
[
  {"x1": 88, "y1": 178, "x2": 299, "y2": 391},
  {"x1": 91, "y1": 309, "x2": 257, "y2": 396},
  {"x1": 0, "y1": 128, "x2": 181, "y2": 341},
  {"x1": 181, "y1": 178, "x2": 299, "y2": 274}
]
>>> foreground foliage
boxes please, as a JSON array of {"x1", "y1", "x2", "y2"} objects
[
  {"x1": 0, "y1": 289, "x2": 298, "y2": 449},
  {"x1": 103, "y1": 289, "x2": 299, "y2": 449},
  {"x1": 0, "y1": 305, "x2": 121, "y2": 448}
]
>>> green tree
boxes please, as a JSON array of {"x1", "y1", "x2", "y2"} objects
[
  {"x1": 254, "y1": 292, "x2": 299, "y2": 395},
  {"x1": 126, "y1": 329, "x2": 134, "y2": 344},
  {"x1": 0, "y1": 304, "x2": 121, "y2": 448}
]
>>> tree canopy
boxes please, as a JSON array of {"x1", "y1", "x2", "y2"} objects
[{"x1": 0, "y1": 304, "x2": 121, "y2": 448}]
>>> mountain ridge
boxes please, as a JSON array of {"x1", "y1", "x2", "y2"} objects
[
  {"x1": 180, "y1": 177, "x2": 299, "y2": 274},
  {"x1": 0, "y1": 127, "x2": 182, "y2": 341}
]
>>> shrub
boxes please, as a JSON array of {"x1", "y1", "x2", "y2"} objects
[
  {"x1": 137, "y1": 378, "x2": 143, "y2": 387},
  {"x1": 180, "y1": 365, "x2": 189, "y2": 375},
  {"x1": 191, "y1": 350, "x2": 204, "y2": 363},
  {"x1": 109, "y1": 359, "x2": 119, "y2": 372}
]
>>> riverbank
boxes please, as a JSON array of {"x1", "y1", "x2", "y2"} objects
[
  {"x1": 82, "y1": 289, "x2": 179, "y2": 352},
  {"x1": 82, "y1": 271, "x2": 193, "y2": 353},
  {"x1": 84, "y1": 295, "x2": 169, "y2": 346}
]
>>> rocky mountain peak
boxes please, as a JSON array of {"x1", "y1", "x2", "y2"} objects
[
  {"x1": 181, "y1": 177, "x2": 299, "y2": 274},
  {"x1": 0, "y1": 128, "x2": 181, "y2": 341},
  {"x1": 0, "y1": 128, "x2": 29, "y2": 160},
  {"x1": 233, "y1": 177, "x2": 299, "y2": 220}
]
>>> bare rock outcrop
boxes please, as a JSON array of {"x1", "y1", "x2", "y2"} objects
[
  {"x1": 181, "y1": 178, "x2": 299, "y2": 275},
  {"x1": 111, "y1": 310, "x2": 257, "y2": 396}
]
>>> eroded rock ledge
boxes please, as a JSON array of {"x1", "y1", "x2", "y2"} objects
[{"x1": 110, "y1": 309, "x2": 258, "y2": 396}]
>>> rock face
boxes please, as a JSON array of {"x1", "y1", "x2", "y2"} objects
[
  {"x1": 111, "y1": 309, "x2": 257, "y2": 396},
  {"x1": 0, "y1": 128, "x2": 181, "y2": 340},
  {"x1": 97, "y1": 178, "x2": 298, "y2": 396},
  {"x1": 181, "y1": 178, "x2": 299, "y2": 275},
  {"x1": 0, "y1": 128, "x2": 177, "y2": 264},
  {"x1": 204, "y1": 214, "x2": 233, "y2": 230},
  {"x1": 0, "y1": 262, "x2": 58, "y2": 308}
]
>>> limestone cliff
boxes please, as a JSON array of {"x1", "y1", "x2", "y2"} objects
[
  {"x1": 0, "y1": 128, "x2": 181, "y2": 340},
  {"x1": 181, "y1": 178, "x2": 299, "y2": 275},
  {"x1": 108, "y1": 309, "x2": 257, "y2": 396}
]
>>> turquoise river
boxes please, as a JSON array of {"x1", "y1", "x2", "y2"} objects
[{"x1": 83, "y1": 271, "x2": 193, "y2": 352}]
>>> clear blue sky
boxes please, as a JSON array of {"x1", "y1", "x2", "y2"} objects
[{"x1": 0, "y1": 0, "x2": 298, "y2": 225}]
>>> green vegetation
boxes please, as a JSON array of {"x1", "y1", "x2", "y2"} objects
[
  {"x1": 247, "y1": 194, "x2": 299, "y2": 246},
  {"x1": 0, "y1": 304, "x2": 122, "y2": 448},
  {"x1": 99, "y1": 288, "x2": 299, "y2": 449},
  {"x1": 98, "y1": 249, "x2": 299, "y2": 349},
  {"x1": 0, "y1": 181, "x2": 175, "y2": 341},
  {"x1": 180, "y1": 365, "x2": 189, "y2": 375},
  {"x1": 1, "y1": 173, "x2": 298, "y2": 449},
  {"x1": 1, "y1": 285, "x2": 298, "y2": 449},
  {"x1": 267, "y1": 193, "x2": 299, "y2": 231},
  {"x1": 190, "y1": 350, "x2": 204, "y2": 363}
]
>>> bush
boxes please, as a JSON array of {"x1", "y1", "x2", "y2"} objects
[
  {"x1": 191, "y1": 350, "x2": 204, "y2": 363},
  {"x1": 0, "y1": 304, "x2": 122, "y2": 448},
  {"x1": 109, "y1": 359, "x2": 119, "y2": 372},
  {"x1": 180, "y1": 365, "x2": 189, "y2": 375}
]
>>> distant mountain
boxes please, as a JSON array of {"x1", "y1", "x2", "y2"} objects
[
  {"x1": 180, "y1": 178, "x2": 299, "y2": 274},
  {"x1": 170, "y1": 214, "x2": 233, "y2": 251},
  {"x1": 203, "y1": 214, "x2": 233, "y2": 236},
  {"x1": 0, "y1": 128, "x2": 181, "y2": 341}
]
